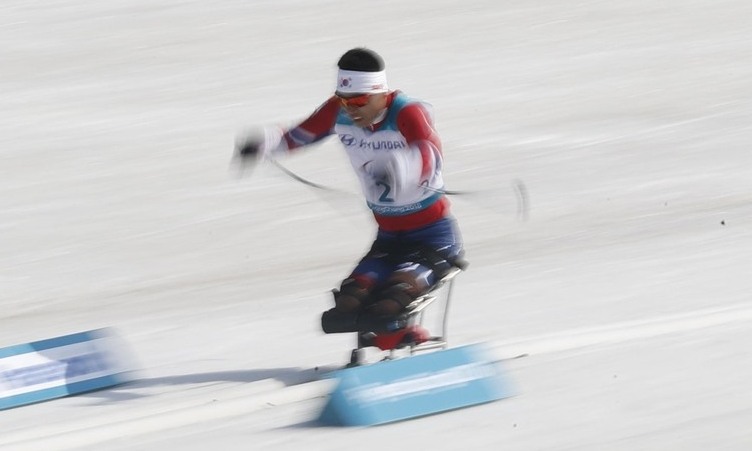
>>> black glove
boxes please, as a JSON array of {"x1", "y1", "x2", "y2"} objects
[{"x1": 235, "y1": 138, "x2": 263, "y2": 161}]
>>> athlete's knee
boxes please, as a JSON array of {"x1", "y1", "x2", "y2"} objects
[
  {"x1": 333, "y1": 276, "x2": 372, "y2": 313},
  {"x1": 369, "y1": 271, "x2": 429, "y2": 316}
]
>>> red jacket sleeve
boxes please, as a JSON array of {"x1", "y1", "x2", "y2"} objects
[
  {"x1": 396, "y1": 102, "x2": 443, "y2": 183},
  {"x1": 281, "y1": 97, "x2": 341, "y2": 151}
]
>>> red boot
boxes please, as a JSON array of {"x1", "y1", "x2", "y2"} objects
[{"x1": 372, "y1": 325, "x2": 430, "y2": 351}]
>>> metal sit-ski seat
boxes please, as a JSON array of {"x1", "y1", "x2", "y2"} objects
[{"x1": 349, "y1": 266, "x2": 463, "y2": 366}]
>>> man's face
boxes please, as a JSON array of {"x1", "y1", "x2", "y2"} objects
[{"x1": 336, "y1": 92, "x2": 388, "y2": 128}]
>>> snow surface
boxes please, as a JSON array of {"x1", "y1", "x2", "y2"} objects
[{"x1": 2, "y1": 0, "x2": 752, "y2": 449}]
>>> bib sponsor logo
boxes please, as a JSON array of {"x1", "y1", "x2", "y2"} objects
[
  {"x1": 358, "y1": 139, "x2": 405, "y2": 151},
  {"x1": 339, "y1": 134, "x2": 356, "y2": 146},
  {"x1": 338, "y1": 134, "x2": 405, "y2": 151}
]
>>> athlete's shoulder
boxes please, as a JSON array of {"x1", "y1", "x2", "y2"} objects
[
  {"x1": 381, "y1": 91, "x2": 427, "y2": 129},
  {"x1": 390, "y1": 91, "x2": 420, "y2": 110},
  {"x1": 391, "y1": 95, "x2": 435, "y2": 139},
  {"x1": 390, "y1": 91, "x2": 431, "y2": 117}
]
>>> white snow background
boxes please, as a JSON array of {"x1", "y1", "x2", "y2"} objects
[{"x1": 2, "y1": 0, "x2": 752, "y2": 449}]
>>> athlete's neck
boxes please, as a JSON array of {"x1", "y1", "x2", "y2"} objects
[{"x1": 367, "y1": 109, "x2": 388, "y2": 130}]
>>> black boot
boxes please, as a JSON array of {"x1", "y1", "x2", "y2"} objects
[{"x1": 321, "y1": 308, "x2": 359, "y2": 333}]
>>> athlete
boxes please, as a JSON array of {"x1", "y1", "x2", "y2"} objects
[{"x1": 236, "y1": 48, "x2": 465, "y2": 345}]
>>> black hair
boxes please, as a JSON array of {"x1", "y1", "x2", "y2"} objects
[{"x1": 337, "y1": 48, "x2": 385, "y2": 72}]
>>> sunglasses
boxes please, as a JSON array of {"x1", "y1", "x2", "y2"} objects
[{"x1": 336, "y1": 93, "x2": 371, "y2": 108}]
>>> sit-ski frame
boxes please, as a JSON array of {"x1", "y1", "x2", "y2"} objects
[{"x1": 350, "y1": 266, "x2": 463, "y2": 366}]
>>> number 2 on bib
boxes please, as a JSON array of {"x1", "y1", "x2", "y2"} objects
[{"x1": 376, "y1": 181, "x2": 395, "y2": 203}]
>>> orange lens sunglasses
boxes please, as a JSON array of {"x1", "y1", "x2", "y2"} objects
[{"x1": 337, "y1": 93, "x2": 371, "y2": 108}]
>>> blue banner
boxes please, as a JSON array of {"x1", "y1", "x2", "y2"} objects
[
  {"x1": 0, "y1": 328, "x2": 134, "y2": 410},
  {"x1": 318, "y1": 343, "x2": 513, "y2": 426}
]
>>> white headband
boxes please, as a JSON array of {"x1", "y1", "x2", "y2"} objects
[{"x1": 336, "y1": 69, "x2": 388, "y2": 94}]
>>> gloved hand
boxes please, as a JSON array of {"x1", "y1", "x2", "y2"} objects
[
  {"x1": 362, "y1": 159, "x2": 391, "y2": 182},
  {"x1": 233, "y1": 126, "x2": 284, "y2": 165},
  {"x1": 234, "y1": 137, "x2": 264, "y2": 162},
  {"x1": 363, "y1": 151, "x2": 417, "y2": 199},
  {"x1": 232, "y1": 133, "x2": 267, "y2": 177}
]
